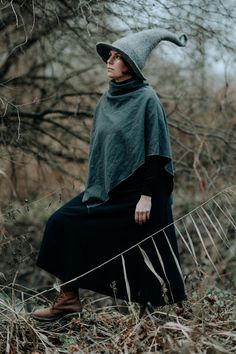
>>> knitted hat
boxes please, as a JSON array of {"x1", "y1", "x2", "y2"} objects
[{"x1": 96, "y1": 29, "x2": 187, "y2": 80}]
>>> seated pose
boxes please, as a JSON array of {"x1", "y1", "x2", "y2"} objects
[{"x1": 33, "y1": 29, "x2": 188, "y2": 321}]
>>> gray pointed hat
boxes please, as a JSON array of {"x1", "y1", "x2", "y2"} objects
[{"x1": 96, "y1": 29, "x2": 187, "y2": 80}]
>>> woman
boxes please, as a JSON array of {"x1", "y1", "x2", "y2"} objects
[{"x1": 33, "y1": 29, "x2": 188, "y2": 321}]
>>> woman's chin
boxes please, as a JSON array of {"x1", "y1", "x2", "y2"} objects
[{"x1": 107, "y1": 72, "x2": 115, "y2": 79}]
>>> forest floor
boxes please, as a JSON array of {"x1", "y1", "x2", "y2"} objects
[
  {"x1": 0, "y1": 282, "x2": 235, "y2": 354},
  {"x1": 0, "y1": 191, "x2": 235, "y2": 353}
]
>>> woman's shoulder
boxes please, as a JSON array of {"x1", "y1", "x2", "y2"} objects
[{"x1": 142, "y1": 84, "x2": 162, "y2": 106}]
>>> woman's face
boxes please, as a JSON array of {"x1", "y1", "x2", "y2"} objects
[{"x1": 106, "y1": 50, "x2": 133, "y2": 82}]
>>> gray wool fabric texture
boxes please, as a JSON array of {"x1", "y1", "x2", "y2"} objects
[
  {"x1": 96, "y1": 29, "x2": 188, "y2": 80},
  {"x1": 82, "y1": 79, "x2": 173, "y2": 207}
]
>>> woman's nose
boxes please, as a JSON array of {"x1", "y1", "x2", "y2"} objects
[{"x1": 107, "y1": 55, "x2": 113, "y2": 64}]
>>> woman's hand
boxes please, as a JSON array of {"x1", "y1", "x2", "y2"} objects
[{"x1": 135, "y1": 195, "x2": 152, "y2": 225}]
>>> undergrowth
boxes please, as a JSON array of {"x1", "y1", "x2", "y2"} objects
[
  {"x1": 0, "y1": 283, "x2": 235, "y2": 354},
  {"x1": 0, "y1": 187, "x2": 235, "y2": 353}
]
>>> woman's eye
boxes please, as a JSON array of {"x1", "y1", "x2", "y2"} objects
[
  {"x1": 115, "y1": 55, "x2": 122, "y2": 60},
  {"x1": 108, "y1": 53, "x2": 122, "y2": 61}
]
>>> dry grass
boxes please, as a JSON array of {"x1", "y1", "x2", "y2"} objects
[
  {"x1": 0, "y1": 284, "x2": 235, "y2": 354},
  {"x1": 0, "y1": 186, "x2": 235, "y2": 353}
]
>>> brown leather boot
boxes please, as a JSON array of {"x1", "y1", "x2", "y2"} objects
[{"x1": 32, "y1": 289, "x2": 82, "y2": 321}]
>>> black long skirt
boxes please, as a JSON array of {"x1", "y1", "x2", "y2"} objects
[{"x1": 37, "y1": 167, "x2": 186, "y2": 306}]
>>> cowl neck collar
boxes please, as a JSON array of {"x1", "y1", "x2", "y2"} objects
[{"x1": 108, "y1": 78, "x2": 147, "y2": 96}]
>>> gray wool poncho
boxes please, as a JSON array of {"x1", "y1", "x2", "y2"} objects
[{"x1": 82, "y1": 79, "x2": 173, "y2": 206}]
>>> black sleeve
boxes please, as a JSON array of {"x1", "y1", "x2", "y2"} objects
[{"x1": 141, "y1": 155, "x2": 166, "y2": 196}]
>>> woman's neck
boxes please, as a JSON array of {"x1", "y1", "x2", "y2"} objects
[
  {"x1": 113, "y1": 77, "x2": 136, "y2": 85},
  {"x1": 108, "y1": 78, "x2": 146, "y2": 96}
]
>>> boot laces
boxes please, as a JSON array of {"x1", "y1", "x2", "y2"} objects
[{"x1": 52, "y1": 291, "x2": 66, "y2": 308}]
